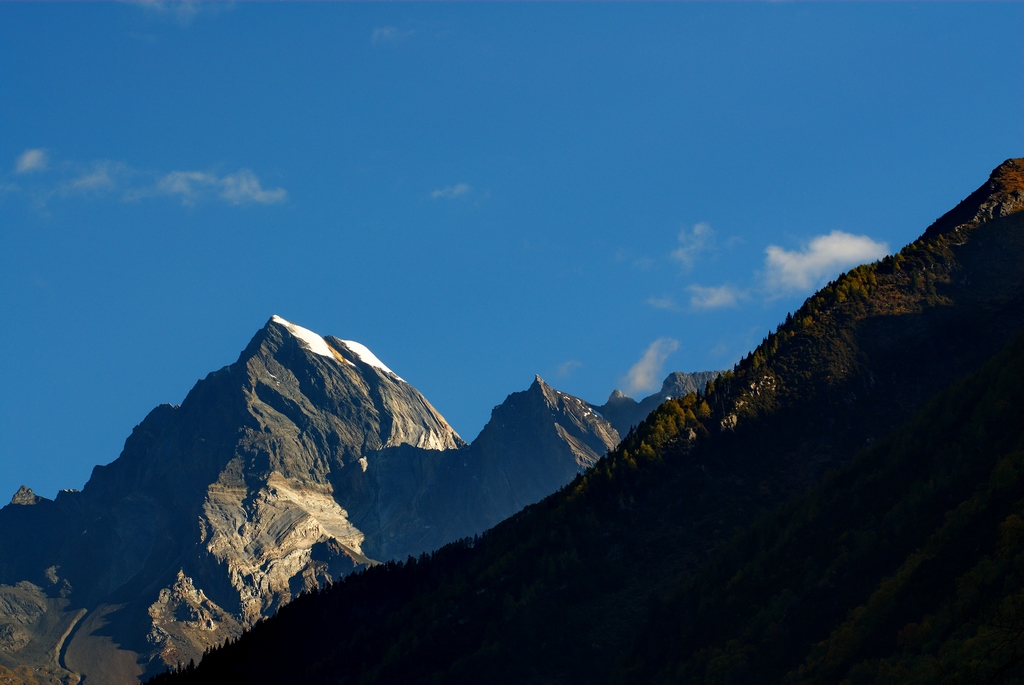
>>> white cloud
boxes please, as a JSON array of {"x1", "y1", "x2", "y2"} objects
[
  {"x1": 556, "y1": 360, "x2": 583, "y2": 378},
  {"x1": 431, "y1": 183, "x2": 472, "y2": 199},
  {"x1": 220, "y1": 169, "x2": 288, "y2": 205},
  {"x1": 71, "y1": 167, "x2": 116, "y2": 192},
  {"x1": 10, "y1": 151, "x2": 287, "y2": 209},
  {"x1": 138, "y1": 168, "x2": 286, "y2": 206},
  {"x1": 154, "y1": 170, "x2": 218, "y2": 203},
  {"x1": 671, "y1": 222, "x2": 714, "y2": 269},
  {"x1": 372, "y1": 26, "x2": 415, "y2": 45},
  {"x1": 62, "y1": 161, "x2": 133, "y2": 196},
  {"x1": 15, "y1": 149, "x2": 48, "y2": 174},
  {"x1": 623, "y1": 337, "x2": 679, "y2": 396},
  {"x1": 688, "y1": 284, "x2": 744, "y2": 310},
  {"x1": 764, "y1": 231, "x2": 889, "y2": 293}
]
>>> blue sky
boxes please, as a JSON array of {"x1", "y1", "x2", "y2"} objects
[{"x1": 2, "y1": 2, "x2": 1023, "y2": 501}]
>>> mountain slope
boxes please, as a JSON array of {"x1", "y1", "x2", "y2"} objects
[
  {"x1": 625, "y1": 329, "x2": 1024, "y2": 684},
  {"x1": 0, "y1": 316, "x2": 631, "y2": 683},
  {"x1": 149, "y1": 158, "x2": 1024, "y2": 685}
]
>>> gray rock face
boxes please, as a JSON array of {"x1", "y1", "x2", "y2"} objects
[
  {"x1": 466, "y1": 376, "x2": 621, "y2": 525},
  {"x1": 146, "y1": 570, "x2": 241, "y2": 670}
]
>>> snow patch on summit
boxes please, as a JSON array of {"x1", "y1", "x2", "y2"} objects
[
  {"x1": 271, "y1": 315, "x2": 336, "y2": 359},
  {"x1": 270, "y1": 315, "x2": 404, "y2": 382},
  {"x1": 340, "y1": 340, "x2": 405, "y2": 382}
]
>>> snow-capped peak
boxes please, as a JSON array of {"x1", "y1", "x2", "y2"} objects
[
  {"x1": 270, "y1": 315, "x2": 337, "y2": 359},
  {"x1": 340, "y1": 339, "x2": 405, "y2": 382},
  {"x1": 270, "y1": 315, "x2": 404, "y2": 382}
]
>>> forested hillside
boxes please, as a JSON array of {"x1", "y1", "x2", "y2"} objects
[{"x1": 627, "y1": 330, "x2": 1024, "y2": 684}]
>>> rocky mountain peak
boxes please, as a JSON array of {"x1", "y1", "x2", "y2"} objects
[
  {"x1": 0, "y1": 315, "x2": 481, "y2": 682},
  {"x1": 923, "y1": 157, "x2": 1024, "y2": 241},
  {"x1": 529, "y1": 374, "x2": 553, "y2": 392},
  {"x1": 269, "y1": 315, "x2": 345, "y2": 361},
  {"x1": 661, "y1": 371, "x2": 689, "y2": 392},
  {"x1": 8, "y1": 485, "x2": 40, "y2": 506},
  {"x1": 241, "y1": 315, "x2": 464, "y2": 453},
  {"x1": 464, "y1": 378, "x2": 621, "y2": 530},
  {"x1": 607, "y1": 388, "x2": 629, "y2": 402},
  {"x1": 483, "y1": 377, "x2": 619, "y2": 467},
  {"x1": 528, "y1": 375, "x2": 565, "y2": 408},
  {"x1": 660, "y1": 370, "x2": 718, "y2": 397}
]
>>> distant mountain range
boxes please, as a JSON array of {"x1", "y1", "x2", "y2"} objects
[
  {"x1": 596, "y1": 370, "x2": 720, "y2": 437},
  {"x1": 139, "y1": 159, "x2": 1024, "y2": 685},
  {"x1": 0, "y1": 313, "x2": 716, "y2": 684}
]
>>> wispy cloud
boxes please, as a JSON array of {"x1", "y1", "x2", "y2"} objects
[
  {"x1": 142, "y1": 168, "x2": 287, "y2": 206},
  {"x1": 431, "y1": 183, "x2": 472, "y2": 199},
  {"x1": 671, "y1": 222, "x2": 714, "y2": 269},
  {"x1": 7, "y1": 150, "x2": 286, "y2": 208},
  {"x1": 687, "y1": 284, "x2": 744, "y2": 310},
  {"x1": 15, "y1": 149, "x2": 48, "y2": 174},
  {"x1": 764, "y1": 231, "x2": 889, "y2": 293},
  {"x1": 623, "y1": 337, "x2": 679, "y2": 396},
  {"x1": 372, "y1": 26, "x2": 415, "y2": 46},
  {"x1": 647, "y1": 227, "x2": 887, "y2": 315},
  {"x1": 63, "y1": 160, "x2": 133, "y2": 196},
  {"x1": 151, "y1": 170, "x2": 218, "y2": 204},
  {"x1": 648, "y1": 285, "x2": 744, "y2": 312},
  {"x1": 615, "y1": 248, "x2": 655, "y2": 271},
  {"x1": 220, "y1": 169, "x2": 288, "y2": 205},
  {"x1": 556, "y1": 360, "x2": 583, "y2": 378}
]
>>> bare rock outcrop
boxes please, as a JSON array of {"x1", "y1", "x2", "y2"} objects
[
  {"x1": 8, "y1": 488, "x2": 39, "y2": 507},
  {"x1": 146, "y1": 570, "x2": 241, "y2": 670}
]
